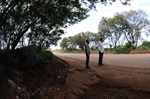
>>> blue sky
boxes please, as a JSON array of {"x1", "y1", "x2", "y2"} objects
[{"x1": 52, "y1": 0, "x2": 150, "y2": 49}]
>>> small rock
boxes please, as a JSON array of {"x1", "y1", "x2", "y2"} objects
[
  {"x1": 17, "y1": 86, "x2": 21, "y2": 90},
  {"x1": 57, "y1": 76, "x2": 61, "y2": 79},
  {"x1": 69, "y1": 69, "x2": 73, "y2": 72},
  {"x1": 31, "y1": 88, "x2": 47, "y2": 99},
  {"x1": 15, "y1": 96, "x2": 19, "y2": 99},
  {"x1": 7, "y1": 79, "x2": 18, "y2": 91}
]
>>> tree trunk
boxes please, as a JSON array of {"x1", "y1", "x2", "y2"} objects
[{"x1": 11, "y1": 23, "x2": 34, "y2": 50}]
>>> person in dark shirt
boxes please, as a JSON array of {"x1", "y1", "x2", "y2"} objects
[{"x1": 85, "y1": 40, "x2": 90, "y2": 69}]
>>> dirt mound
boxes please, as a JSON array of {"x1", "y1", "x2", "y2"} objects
[{"x1": 1, "y1": 57, "x2": 69, "y2": 99}]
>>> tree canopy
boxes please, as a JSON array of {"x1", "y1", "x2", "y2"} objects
[
  {"x1": 60, "y1": 10, "x2": 150, "y2": 51},
  {"x1": 98, "y1": 10, "x2": 150, "y2": 49},
  {"x1": 0, "y1": 0, "x2": 132, "y2": 50},
  {"x1": 60, "y1": 31, "x2": 98, "y2": 50}
]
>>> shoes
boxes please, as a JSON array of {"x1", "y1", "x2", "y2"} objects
[
  {"x1": 98, "y1": 63, "x2": 104, "y2": 66},
  {"x1": 86, "y1": 67, "x2": 90, "y2": 69}
]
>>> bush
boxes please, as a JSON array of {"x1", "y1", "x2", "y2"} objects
[
  {"x1": 122, "y1": 42, "x2": 131, "y2": 50},
  {"x1": 17, "y1": 46, "x2": 42, "y2": 72},
  {"x1": 39, "y1": 51, "x2": 56, "y2": 61},
  {"x1": 136, "y1": 41, "x2": 150, "y2": 51},
  {"x1": 0, "y1": 46, "x2": 58, "y2": 75}
]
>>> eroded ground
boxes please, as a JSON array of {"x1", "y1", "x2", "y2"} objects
[{"x1": 57, "y1": 56, "x2": 150, "y2": 99}]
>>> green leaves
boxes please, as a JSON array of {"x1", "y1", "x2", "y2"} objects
[
  {"x1": 0, "y1": 0, "x2": 132, "y2": 50},
  {"x1": 98, "y1": 10, "x2": 150, "y2": 49},
  {"x1": 60, "y1": 31, "x2": 98, "y2": 50},
  {"x1": 0, "y1": 0, "x2": 90, "y2": 50}
]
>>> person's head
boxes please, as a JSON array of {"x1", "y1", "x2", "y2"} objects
[
  {"x1": 86, "y1": 39, "x2": 89, "y2": 44},
  {"x1": 100, "y1": 38, "x2": 104, "y2": 42}
]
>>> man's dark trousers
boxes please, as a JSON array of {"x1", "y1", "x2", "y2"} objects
[
  {"x1": 99, "y1": 51, "x2": 104, "y2": 65},
  {"x1": 86, "y1": 53, "x2": 90, "y2": 68}
]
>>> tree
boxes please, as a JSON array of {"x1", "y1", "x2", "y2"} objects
[
  {"x1": 98, "y1": 16, "x2": 124, "y2": 49},
  {"x1": 0, "y1": 0, "x2": 132, "y2": 50},
  {"x1": 60, "y1": 37, "x2": 69, "y2": 49},
  {"x1": 121, "y1": 10, "x2": 150, "y2": 48},
  {"x1": 0, "y1": 0, "x2": 89, "y2": 50},
  {"x1": 60, "y1": 36, "x2": 76, "y2": 50},
  {"x1": 27, "y1": 24, "x2": 63, "y2": 50},
  {"x1": 98, "y1": 10, "x2": 150, "y2": 49},
  {"x1": 60, "y1": 31, "x2": 98, "y2": 50},
  {"x1": 71, "y1": 33, "x2": 86, "y2": 50},
  {"x1": 84, "y1": 31, "x2": 98, "y2": 50},
  {"x1": 67, "y1": 36, "x2": 77, "y2": 50},
  {"x1": 98, "y1": 17, "x2": 110, "y2": 39}
]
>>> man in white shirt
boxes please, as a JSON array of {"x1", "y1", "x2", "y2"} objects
[
  {"x1": 85, "y1": 40, "x2": 90, "y2": 69},
  {"x1": 98, "y1": 38, "x2": 107, "y2": 66}
]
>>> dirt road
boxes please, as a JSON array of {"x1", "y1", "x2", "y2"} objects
[
  {"x1": 54, "y1": 53, "x2": 150, "y2": 99},
  {"x1": 54, "y1": 53, "x2": 150, "y2": 68}
]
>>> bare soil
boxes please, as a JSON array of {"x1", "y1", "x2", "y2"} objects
[
  {"x1": 57, "y1": 56, "x2": 150, "y2": 99},
  {"x1": 2, "y1": 55, "x2": 150, "y2": 99}
]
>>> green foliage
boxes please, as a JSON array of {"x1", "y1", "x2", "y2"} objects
[
  {"x1": 109, "y1": 42, "x2": 132, "y2": 54},
  {"x1": 0, "y1": 0, "x2": 132, "y2": 50},
  {"x1": 0, "y1": 0, "x2": 90, "y2": 50},
  {"x1": 107, "y1": 41, "x2": 150, "y2": 53},
  {"x1": 39, "y1": 51, "x2": 56, "y2": 61},
  {"x1": 121, "y1": 10, "x2": 149, "y2": 48},
  {"x1": 135, "y1": 41, "x2": 150, "y2": 51},
  {"x1": 60, "y1": 38, "x2": 69, "y2": 49},
  {"x1": 0, "y1": 46, "x2": 58, "y2": 75},
  {"x1": 98, "y1": 10, "x2": 150, "y2": 50},
  {"x1": 60, "y1": 31, "x2": 98, "y2": 50},
  {"x1": 141, "y1": 41, "x2": 150, "y2": 47},
  {"x1": 122, "y1": 42, "x2": 132, "y2": 50},
  {"x1": 114, "y1": 46, "x2": 125, "y2": 53},
  {"x1": 17, "y1": 47, "x2": 42, "y2": 72},
  {"x1": 115, "y1": 42, "x2": 131, "y2": 54},
  {"x1": 0, "y1": 46, "x2": 68, "y2": 99},
  {"x1": 0, "y1": 47, "x2": 42, "y2": 74}
]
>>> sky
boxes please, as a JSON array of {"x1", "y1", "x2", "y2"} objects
[{"x1": 52, "y1": 0, "x2": 150, "y2": 50}]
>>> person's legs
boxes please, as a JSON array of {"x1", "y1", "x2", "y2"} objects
[
  {"x1": 101, "y1": 53, "x2": 104, "y2": 65},
  {"x1": 99, "y1": 51, "x2": 104, "y2": 66},
  {"x1": 86, "y1": 53, "x2": 90, "y2": 68},
  {"x1": 98, "y1": 51, "x2": 101, "y2": 65}
]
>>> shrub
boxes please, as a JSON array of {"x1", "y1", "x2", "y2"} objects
[
  {"x1": 0, "y1": 47, "x2": 41, "y2": 74},
  {"x1": 136, "y1": 41, "x2": 150, "y2": 51},
  {"x1": 39, "y1": 51, "x2": 56, "y2": 61},
  {"x1": 17, "y1": 46, "x2": 42, "y2": 72}
]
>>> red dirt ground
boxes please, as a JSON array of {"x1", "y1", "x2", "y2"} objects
[
  {"x1": 2, "y1": 55, "x2": 150, "y2": 99},
  {"x1": 51, "y1": 56, "x2": 150, "y2": 99}
]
